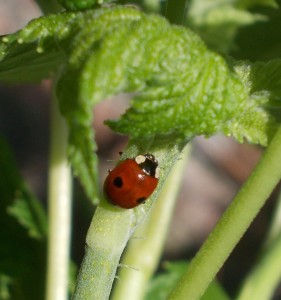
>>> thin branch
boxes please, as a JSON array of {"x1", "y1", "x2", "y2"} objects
[
  {"x1": 46, "y1": 90, "x2": 72, "y2": 300},
  {"x1": 168, "y1": 126, "x2": 281, "y2": 300}
]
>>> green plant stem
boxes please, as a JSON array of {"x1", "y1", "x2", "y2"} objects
[
  {"x1": 263, "y1": 187, "x2": 281, "y2": 249},
  {"x1": 236, "y1": 232, "x2": 281, "y2": 300},
  {"x1": 72, "y1": 207, "x2": 133, "y2": 300},
  {"x1": 168, "y1": 126, "x2": 281, "y2": 300},
  {"x1": 72, "y1": 143, "x2": 185, "y2": 300},
  {"x1": 111, "y1": 146, "x2": 190, "y2": 300},
  {"x1": 46, "y1": 92, "x2": 72, "y2": 300},
  {"x1": 236, "y1": 187, "x2": 281, "y2": 300}
]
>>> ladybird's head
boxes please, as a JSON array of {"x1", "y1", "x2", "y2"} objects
[{"x1": 135, "y1": 153, "x2": 160, "y2": 179}]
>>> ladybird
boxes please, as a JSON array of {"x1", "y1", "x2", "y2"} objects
[{"x1": 103, "y1": 153, "x2": 160, "y2": 209}]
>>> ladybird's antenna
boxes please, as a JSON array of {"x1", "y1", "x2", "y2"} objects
[
  {"x1": 137, "y1": 135, "x2": 156, "y2": 154},
  {"x1": 107, "y1": 151, "x2": 123, "y2": 162}
]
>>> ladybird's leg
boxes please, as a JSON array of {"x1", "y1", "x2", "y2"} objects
[
  {"x1": 138, "y1": 204, "x2": 147, "y2": 215},
  {"x1": 118, "y1": 263, "x2": 139, "y2": 271}
]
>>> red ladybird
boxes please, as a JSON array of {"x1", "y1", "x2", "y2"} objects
[{"x1": 103, "y1": 153, "x2": 160, "y2": 209}]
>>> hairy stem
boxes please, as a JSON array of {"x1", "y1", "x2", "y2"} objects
[
  {"x1": 168, "y1": 126, "x2": 281, "y2": 300},
  {"x1": 111, "y1": 146, "x2": 190, "y2": 300},
  {"x1": 72, "y1": 208, "x2": 133, "y2": 300}
]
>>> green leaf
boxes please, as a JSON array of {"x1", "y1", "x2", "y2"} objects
[
  {"x1": 145, "y1": 261, "x2": 230, "y2": 300},
  {"x1": 0, "y1": 12, "x2": 77, "y2": 82},
  {"x1": 232, "y1": 59, "x2": 281, "y2": 144},
  {"x1": 57, "y1": 6, "x2": 144, "y2": 202},
  {"x1": 1, "y1": 6, "x2": 279, "y2": 203},
  {"x1": 0, "y1": 136, "x2": 47, "y2": 239},
  {"x1": 187, "y1": 0, "x2": 267, "y2": 53},
  {"x1": 249, "y1": 60, "x2": 281, "y2": 105},
  {"x1": 0, "y1": 136, "x2": 47, "y2": 300},
  {"x1": 7, "y1": 193, "x2": 47, "y2": 240}
]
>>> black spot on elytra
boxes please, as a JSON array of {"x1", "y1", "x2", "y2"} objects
[
  {"x1": 113, "y1": 176, "x2": 123, "y2": 188},
  {"x1": 137, "y1": 197, "x2": 146, "y2": 204}
]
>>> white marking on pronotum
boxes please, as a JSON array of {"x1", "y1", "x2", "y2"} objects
[{"x1": 135, "y1": 155, "x2": 146, "y2": 164}]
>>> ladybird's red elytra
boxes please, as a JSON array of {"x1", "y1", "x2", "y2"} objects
[{"x1": 103, "y1": 153, "x2": 160, "y2": 209}]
